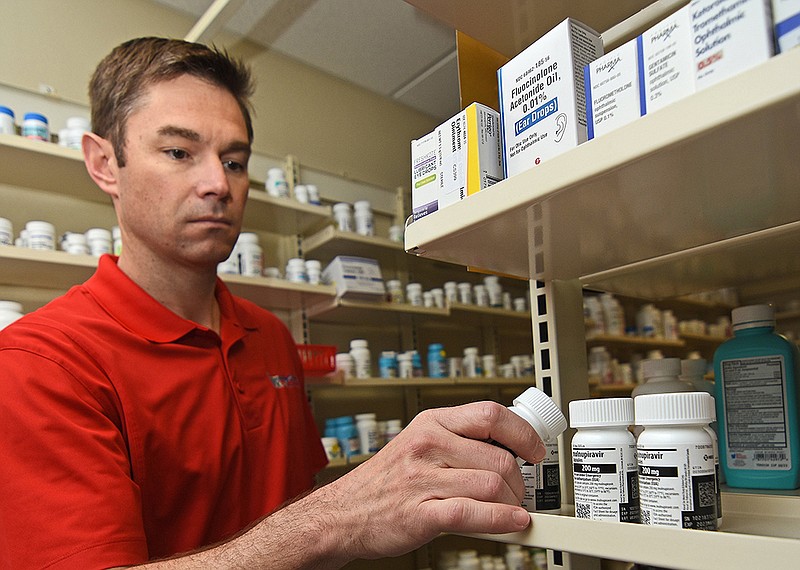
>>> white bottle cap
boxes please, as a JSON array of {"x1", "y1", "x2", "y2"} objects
[
  {"x1": 355, "y1": 413, "x2": 377, "y2": 422},
  {"x1": 732, "y1": 304, "x2": 775, "y2": 330},
  {"x1": 641, "y1": 357, "x2": 681, "y2": 379},
  {"x1": 237, "y1": 232, "x2": 259, "y2": 244},
  {"x1": 634, "y1": 392, "x2": 714, "y2": 425},
  {"x1": 569, "y1": 397, "x2": 634, "y2": 428},
  {"x1": 267, "y1": 167, "x2": 284, "y2": 178},
  {"x1": 332, "y1": 202, "x2": 351, "y2": 213},
  {"x1": 510, "y1": 387, "x2": 567, "y2": 442},
  {"x1": 350, "y1": 339, "x2": 368, "y2": 349},
  {"x1": 0, "y1": 300, "x2": 24, "y2": 313},
  {"x1": 353, "y1": 200, "x2": 371, "y2": 211}
]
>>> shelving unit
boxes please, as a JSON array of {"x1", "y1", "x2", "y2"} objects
[{"x1": 404, "y1": 3, "x2": 800, "y2": 567}]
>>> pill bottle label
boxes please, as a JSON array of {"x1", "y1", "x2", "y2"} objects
[
  {"x1": 573, "y1": 443, "x2": 639, "y2": 522},
  {"x1": 521, "y1": 440, "x2": 560, "y2": 511},
  {"x1": 719, "y1": 355, "x2": 792, "y2": 471},
  {"x1": 637, "y1": 443, "x2": 716, "y2": 529}
]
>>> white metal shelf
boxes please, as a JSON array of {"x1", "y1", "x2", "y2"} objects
[
  {"x1": 0, "y1": 133, "x2": 331, "y2": 237},
  {"x1": 404, "y1": 49, "x2": 800, "y2": 299},
  {"x1": 0, "y1": 247, "x2": 335, "y2": 311},
  {"x1": 467, "y1": 491, "x2": 800, "y2": 569}
]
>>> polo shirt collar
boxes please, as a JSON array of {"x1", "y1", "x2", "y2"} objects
[{"x1": 85, "y1": 255, "x2": 258, "y2": 343}]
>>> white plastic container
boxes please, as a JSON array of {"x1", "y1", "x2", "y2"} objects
[
  {"x1": 353, "y1": 200, "x2": 374, "y2": 236},
  {"x1": 335, "y1": 352, "x2": 355, "y2": 379},
  {"x1": 266, "y1": 167, "x2": 289, "y2": 198},
  {"x1": 443, "y1": 281, "x2": 458, "y2": 304},
  {"x1": 85, "y1": 227, "x2": 112, "y2": 257},
  {"x1": 397, "y1": 352, "x2": 413, "y2": 379},
  {"x1": 321, "y1": 436, "x2": 343, "y2": 460},
  {"x1": 406, "y1": 282, "x2": 423, "y2": 306},
  {"x1": 0, "y1": 217, "x2": 13, "y2": 245},
  {"x1": 332, "y1": 203, "x2": 353, "y2": 232},
  {"x1": 457, "y1": 282, "x2": 473, "y2": 305},
  {"x1": 0, "y1": 300, "x2": 24, "y2": 330},
  {"x1": 422, "y1": 291, "x2": 434, "y2": 308},
  {"x1": 632, "y1": 358, "x2": 695, "y2": 398},
  {"x1": 25, "y1": 220, "x2": 55, "y2": 250},
  {"x1": 305, "y1": 184, "x2": 321, "y2": 205},
  {"x1": 513, "y1": 297, "x2": 527, "y2": 312},
  {"x1": 504, "y1": 387, "x2": 568, "y2": 513},
  {"x1": 59, "y1": 116, "x2": 90, "y2": 150},
  {"x1": 0, "y1": 106, "x2": 15, "y2": 135},
  {"x1": 285, "y1": 258, "x2": 308, "y2": 283},
  {"x1": 350, "y1": 339, "x2": 372, "y2": 379},
  {"x1": 112, "y1": 225, "x2": 122, "y2": 255},
  {"x1": 482, "y1": 354, "x2": 496, "y2": 378},
  {"x1": 305, "y1": 259, "x2": 322, "y2": 285},
  {"x1": 430, "y1": 287, "x2": 445, "y2": 309},
  {"x1": 237, "y1": 233, "x2": 263, "y2": 277},
  {"x1": 462, "y1": 347, "x2": 482, "y2": 378},
  {"x1": 386, "y1": 279, "x2": 404, "y2": 303},
  {"x1": 293, "y1": 184, "x2": 309, "y2": 203},
  {"x1": 384, "y1": 419, "x2": 403, "y2": 443},
  {"x1": 473, "y1": 284, "x2": 488, "y2": 307},
  {"x1": 22, "y1": 112, "x2": 49, "y2": 141},
  {"x1": 635, "y1": 391, "x2": 717, "y2": 530},
  {"x1": 570, "y1": 397, "x2": 639, "y2": 522},
  {"x1": 62, "y1": 232, "x2": 89, "y2": 255},
  {"x1": 388, "y1": 224, "x2": 404, "y2": 242},
  {"x1": 355, "y1": 413, "x2": 380, "y2": 454}
]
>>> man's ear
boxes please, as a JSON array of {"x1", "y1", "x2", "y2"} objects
[{"x1": 82, "y1": 132, "x2": 120, "y2": 200}]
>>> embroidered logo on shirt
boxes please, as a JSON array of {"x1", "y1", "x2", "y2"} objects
[{"x1": 270, "y1": 375, "x2": 300, "y2": 388}]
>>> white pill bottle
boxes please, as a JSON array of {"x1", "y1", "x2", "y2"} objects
[{"x1": 569, "y1": 397, "x2": 639, "y2": 522}]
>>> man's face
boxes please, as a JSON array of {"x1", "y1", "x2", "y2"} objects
[{"x1": 113, "y1": 75, "x2": 251, "y2": 271}]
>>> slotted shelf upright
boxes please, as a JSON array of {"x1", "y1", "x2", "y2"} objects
[{"x1": 404, "y1": 23, "x2": 800, "y2": 570}]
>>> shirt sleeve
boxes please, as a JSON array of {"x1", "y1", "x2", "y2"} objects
[{"x1": 0, "y1": 346, "x2": 149, "y2": 570}]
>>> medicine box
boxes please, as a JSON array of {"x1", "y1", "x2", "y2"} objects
[
  {"x1": 585, "y1": 39, "x2": 643, "y2": 139},
  {"x1": 690, "y1": 0, "x2": 774, "y2": 90},
  {"x1": 410, "y1": 103, "x2": 502, "y2": 222},
  {"x1": 497, "y1": 18, "x2": 603, "y2": 178},
  {"x1": 322, "y1": 256, "x2": 386, "y2": 300},
  {"x1": 772, "y1": 0, "x2": 800, "y2": 51},
  {"x1": 640, "y1": 5, "x2": 696, "y2": 114}
]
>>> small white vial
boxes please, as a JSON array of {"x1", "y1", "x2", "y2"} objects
[
  {"x1": 25, "y1": 220, "x2": 55, "y2": 250},
  {"x1": 0, "y1": 106, "x2": 15, "y2": 135},
  {"x1": 266, "y1": 167, "x2": 289, "y2": 198},
  {"x1": 569, "y1": 397, "x2": 639, "y2": 522},
  {"x1": 0, "y1": 217, "x2": 14, "y2": 246},
  {"x1": 405, "y1": 282, "x2": 423, "y2": 306},
  {"x1": 386, "y1": 279, "x2": 404, "y2": 303},
  {"x1": 384, "y1": 419, "x2": 403, "y2": 443},
  {"x1": 237, "y1": 233, "x2": 263, "y2": 277},
  {"x1": 335, "y1": 352, "x2": 355, "y2": 379},
  {"x1": 462, "y1": 347, "x2": 482, "y2": 378},
  {"x1": 305, "y1": 184, "x2": 321, "y2": 205},
  {"x1": 332, "y1": 203, "x2": 353, "y2": 232},
  {"x1": 481, "y1": 354, "x2": 496, "y2": 378},
  {"x1": 397, "y1": 352, "x2": 413, "y2": 378},
  {"x1": 304, "y1": 259, "x2": 321, "y2": 285},
  {"x1": 443, "y1": 281, "x2": 458, "y2": 304},
  {"x1": 353, "y1": 200, "x2": 374, "y2": 236},
  {"x1": 430, "y1": 287, "x2": 445, "y2": 308},
  {"x1": 388, "y1": 224, "x2": 403, "y2": 242},
  {"x1": 473, "y1": 284, "x2": 488, "y2": 307},
  {"x1": 513, "y1": 297, "x2": 527, "y2": 312},
  {"x1": 457, "y1": 282, "x2": 473, "y2": 305},
  {"x1": 285, "y1": 258, "x2": 308, "y2": 283},
  {"x1": 636, "y1": 391, "x2": 717, "y2": 530},
  {"x1": 293, "y1": 184, "x2": 309, "y2": 203},
  {"x1": 62, "y1": 232, "x2": 89, "y2": 255},
  {"x1": 85, "y1": 227, "x2": 112, "y2": 257},
  {"x1": 349, "y1": 339, "x2": 372, "y2": 379},
  {"x1": 355, "y1": 413, "x2": 380, "y2": 454}
]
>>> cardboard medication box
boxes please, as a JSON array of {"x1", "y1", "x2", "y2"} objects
[
  {"x1": 497, "y1": 18, "x2": 603, "y2": 178},
  {"x1": 585, "y1": 6, "x2": 696, "y2": 139},
  {"x1": 410, "y1": 103, "x2": 502, "y2": 222},
  {"x1": 772, "y1": 0, "x2": 800, "y2": 51},
  {"x1": 322, "y1": 256, "x2": 386, "y2": 300},
  {"x1": 690, "y1": 0, "x2": 774, "y2": 90}
]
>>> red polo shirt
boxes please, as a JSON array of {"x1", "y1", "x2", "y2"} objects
[{"x1": 0, "y1": 255, "x2": 327, "y2": 569}]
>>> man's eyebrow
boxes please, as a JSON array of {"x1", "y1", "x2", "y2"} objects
[{"x1": 157, "y1": 125, "x2": 201, "y2": 141}]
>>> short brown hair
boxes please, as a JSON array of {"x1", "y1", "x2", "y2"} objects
[{"x1": 89, "y1": 37, "x2": 255, "y2": 166}]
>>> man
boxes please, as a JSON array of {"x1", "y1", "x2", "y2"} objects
[{"x1": 0, "y1": 38, "x2": 545, "y2": 569}]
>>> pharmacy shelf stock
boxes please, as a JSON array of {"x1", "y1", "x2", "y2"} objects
[
  {"x1": 0, "y1": 246, "x2": 335, "y2": 311},
  {"x1": 305, "y1": 297, "x2": 533, "y2": 333},
  {"x1": 0, "y1": 133, "x2": 331, "y2": 237},
  {"x1": 305, "y1": 372, "x2": 532, "y2": 388},
  {"x1": 466, "y1": 490, "x2": 800, "y2": 570},
  {"x1": 404, "y1": 49, "x2": 800, "y2": 299}
]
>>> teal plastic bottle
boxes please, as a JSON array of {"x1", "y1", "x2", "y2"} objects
[{"x1": 714, "y1": 304, "x2": 800, "y2": 489}]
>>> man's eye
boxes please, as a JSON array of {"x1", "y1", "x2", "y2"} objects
[
  {"x1": 166, "y1": 149, "x2": 188, "y2": 160},
  {"x1": 224, "y1": 160, "x2": 245, "y2": 173}
]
